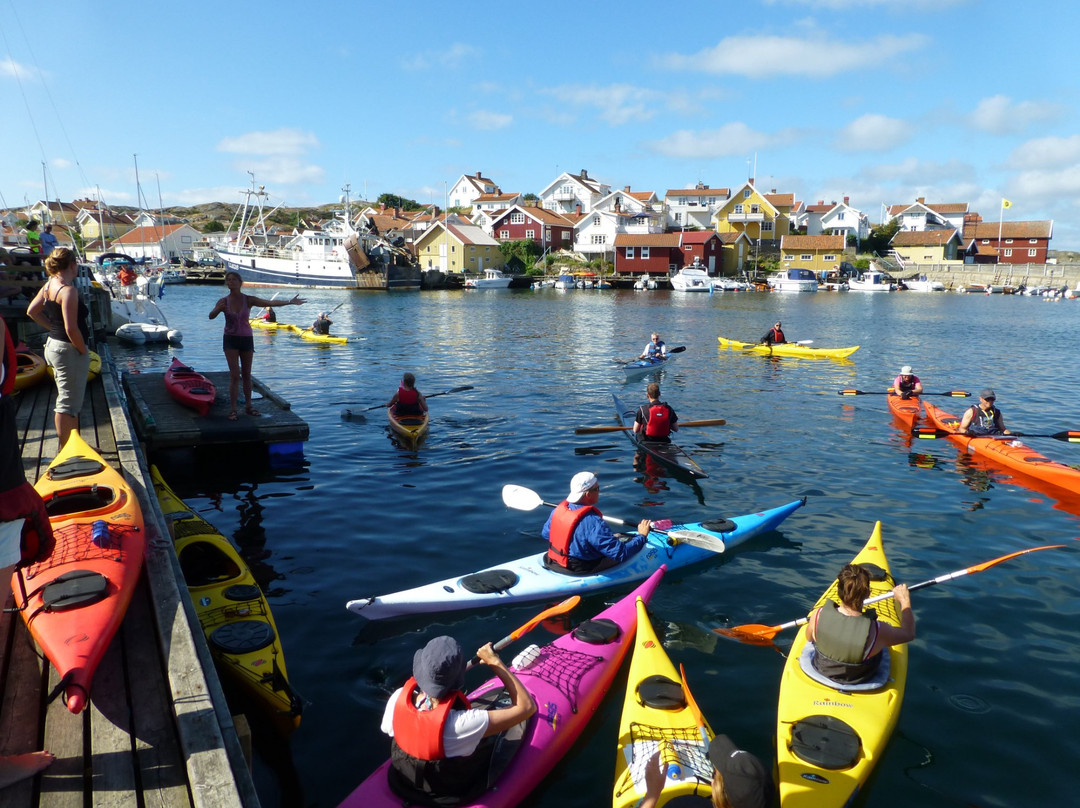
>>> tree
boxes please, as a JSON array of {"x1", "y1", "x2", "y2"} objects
[
  {"x1": 498, "y1": 239, "x2": 542, "y2": 267},
  {"x1": 202, "y1": 220, "x2": 225, "y2": 233},
  {"x1": 377, "y1": 193, "x2": 423, "y2": 211},
  {"x1": 864, "y1": 218, "x2": 900, "y2": 256}
]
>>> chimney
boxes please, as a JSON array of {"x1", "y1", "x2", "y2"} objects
[
  {"x1": 916, "y1": 197, "x2": 925, "y2": 204},
  {"x1": 843, "y1": 196, "x2": 849, "y2": 205},
  {"x1": 394, "y1": 207, "x2": 401, "y2": 218},
  {"x1": 433, "y1": 206, "x2": 440, "y2": 217},
  {"x1": 476, "y1": 171, "x2": 482, "y2": 178},
  {"x1": 818, "y1": 200, "x2": 824, "y2": 206},
  {"x1": 380, "y1": 203, "x2": 386, "y2": 211},
  {"x1": 581, "y1": 169, "x2": 588, "y2": 179},
  {"x1": 624, "y1": 185, "x2": 631, "y2": 192},
  {"x1": 575, "y1": 202, "x2": 582, "y2": 216}
]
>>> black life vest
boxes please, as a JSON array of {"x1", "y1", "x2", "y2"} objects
[
  {"x1": 967, "y1": 404, "x2": 1005, "y2": 436},
  {"x1": 547, "y1": 502, "x2": 600, "y2": 568},
  {"x1": 641, "y1": 402, "x2": 672, "y2": 439}
]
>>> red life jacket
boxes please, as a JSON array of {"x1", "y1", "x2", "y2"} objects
[
  {"x1": 643, "y1": 402, "x2": 672, "y2": 439},
  {"x1": 547, "y1": 501, "x2": 600, "y2": 568},
  {"x1": 391, "y1": 677, "x2": 470, "y2": 760},
  {"x1": 770, "y1": 328, "x2": 786, "y2": 343},
  {"x1": 1, "y1": 319, "x2": 16, "y2": 397}
]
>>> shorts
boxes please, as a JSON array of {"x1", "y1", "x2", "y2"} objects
[
  {"x1": 44, "y1": 337, "x2": 90, "y2": 417},
  {"x1": 223, "y1": 334, "x2": 255, "y2": 353}
]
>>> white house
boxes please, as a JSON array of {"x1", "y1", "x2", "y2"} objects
[
  {"x1": 885, "y1": 198, "x2": 968, "y2": 232},
  {"x1": 572, "y1": 187, "x2": 663, "y2": 259},
  {"x1": 538, "y1": 169, "x2": 611, "y2": 216},
  {"x1": 664, "y1": 183, "x2": 730, "y2": 230},
  {"x1": 448, "y1": 171, "x2": 500, "y2": 210},
  {"x1": 110, "y1": 223, "x2": 201, "y2": 262},
  {"x1": 805, "y1": 197, "x2": 871, "y2": 245}
]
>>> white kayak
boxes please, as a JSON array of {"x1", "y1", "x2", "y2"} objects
[{"x1": 346, "y1": 496, "x2": 805, "y2": 620}]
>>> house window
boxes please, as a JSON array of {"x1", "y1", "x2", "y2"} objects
[
  {"x1": 981, "y1": 239, "x2": 990, "y2": 244},
  {"x1": 762, "y1": 221, "x2": 773, "y2": 232},
  {"x1": 801, "y1": 254, "x2": 812, "y2": 261},
  {"x1": 1005, "y1": 238, "x2": 1013, "y2": 244},
  {"x1": 783, "y1": 254, "x2": 794, "y2": 261},
  {"x1": 1029, "y1": 238, "x2": 1037, "y2": 244},
  {"x1": 510, "y1": 212, "x2": 525, "y2": 224},
  {"x1": 684, "y1": 245, "x2": 692, "y2": 251},
  {"x1": 500, "y1": 230, "x2": 509, "y2": 239},
  {"x1": 561, "y1": 231, "x2": 570, "y2": 241},
  {"x1": 1028, "y1": 248, "x2": 1037, "y2": 257},
  {"x1": 592, "y1": 214, "x2": 600, "y2": 226},
  {"x1": 641, "y1": 247, "x2": 650, "y2": 259},
  {"x1": 837, "y1": 212, "x2": 845, "y2": 221},
  {"x1": 626, "y1": 247, "x2": 635, "y2": 259},
  {"x1": 1004, "y1": 249, "x2": 1012, "y2": 256},
  {"x1": 824, "y1": 254, "x2": 836, "y2": 261},
  {"x1": 525, "y1": 229, "x2": 535, "y2": 239},
  {"x1": 743, "y1": 189, "x2": 751, "y2": 199},
  {"x1": 734, "y1": 204, "x2": 744, "y2": 214},
  {"x1": 674, "y1": 212, "x2": 682, "y2": 223},
  {"x1": 751, "y1": 204, "x2": 760, "y2": 214},
  {"x1": 591, "y1": 234, "x2": 606, "y2": 245}
]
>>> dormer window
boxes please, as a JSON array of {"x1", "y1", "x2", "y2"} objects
[{"x1": 743, "y1": 189, "x2": 751, "y2": 199}]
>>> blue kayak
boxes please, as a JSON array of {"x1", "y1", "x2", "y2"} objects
[
  {"x1": 346, "y1": 497, "x2": 806, "y2": 620},
  {"x1": 622, "y1": 353, "x2": 677, "y2": 378}
]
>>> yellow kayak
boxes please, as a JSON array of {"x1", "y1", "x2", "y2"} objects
[
  {"x1": 775, "y1": 522, "x2": 907, "y2": 807},
  {"x1": 249, "y1": 318, "x2": 292, "y2": 332},
  {"x1": 718, "y1": 337, "x2": 860, "y2": 359},
  {"x1": 150, "y1": 466, "x2": 303, "y2": 736},
  {"x1": 298, "y1": 328, "x2": 347, "y2": 345},
  {"x1": 387, "y1": 407, "x2": 429, "y2": 446},
  {"x1": 46, "y1": 349, "x2": 102, "y2": 382},
  {"x1": 14, "y1": 347, "x2": 47, "y2": 391},
  {"x1": 613, "y1": 597, "x2": 714, "y2": 808}
]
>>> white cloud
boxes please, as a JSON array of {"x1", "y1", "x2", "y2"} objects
[
  {"x1": 0, "y1": 57, "x2": 42, "y2": 81},
  {"x1": 969, "y1": 95, "x2": 1060, "y2": 135},
  {"x1": 233, "y1": 157, "x2": 325, "y2": 186},
  {"x1": 217, "y1": 129, "x2": 320, "y2": 156},
  {"x1": 658, "y1": 33, "x2": 927, "y2": 78},
  {"x1": 467, "y1": 110, "x2": 512, "y2": 130},
  {"x1": 51, "y1": 158, "x2": 72, "y2": 170},
  {"x1": 401, "y1": 43, "x2": 477, "y2": 71},
  {"x1": 646, "y1": 122, "x2": 799, "y2": 160},
  {"x1": 1009, "y1": 134, "x2": 1080, "y2": 170},
  {"x1": 835, "y1": 114, "x2": 915, "y2": 152},
  {"x1": 1013, "y1": 165, "x2": 1080, "y2": 198},
  {"x1": 541, "y1": 84, "x2": 663, "y2": 126}
]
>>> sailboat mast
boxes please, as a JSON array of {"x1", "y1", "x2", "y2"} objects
[{"x1": 134, "y1": 154, "x2": 146, "y2": 262}]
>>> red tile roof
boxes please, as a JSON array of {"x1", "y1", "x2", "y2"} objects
[
  {"x1": 781, "y1": 234, "x2": 846, "y2": 250},
  {"x1": 963, "y1": 221, "x2": 1053, "y2": 240},
  {"x1": 614, "y1": 233, "x2": 682, "y2": 247}
]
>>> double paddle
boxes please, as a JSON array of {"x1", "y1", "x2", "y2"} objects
[
  {"x1": 838, "y1": 389, "x2": 971, "y2": 397},
  {"x1": 336, "y1": 385, "x2": 475, "y2": 420},
  {"x1": 716, "y1": 544, "x2": 1067, "y2": 645},
  {"x1": 575, "y1": 418, "x2": 726, "y2": 435},
  {"x1": 501, "y1": 484, "x2": 726, "y2": 553},
  {"x1": 913, "y1": 426, "x2": 1080, "y2": 443},
  {"x1": 620, "y1": 345, "x2": 686, "y2": 364}
]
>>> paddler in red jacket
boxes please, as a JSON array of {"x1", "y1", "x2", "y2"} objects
[
  {"x1": 760, "y1": 321, "x2": 786, "y2": 345},
  {"x1": 542, "y1": 471, "x2": 652, "y2": 574},
  {"x1": 380, "y1": 635, "x2": 535, "y2": 804},
  {"x1": 387, "y1": 372, "x2": 428, "y2": 415},
  {"x1": 633, "y1": 382, "x2": 679, "y2": 443}
]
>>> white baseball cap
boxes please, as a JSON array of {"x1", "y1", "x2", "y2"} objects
[
  {"x1": 567, "y1": 471, "x2": 598, "y2": 503},
  {"x1": 900, "y1": 365, "x2": 912, "y2": 375}
]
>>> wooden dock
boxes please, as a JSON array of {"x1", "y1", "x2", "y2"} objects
[
  {"x1": 122, "y1": 371, "x2": 308, "y2": 455},
  {"x1": 2, "y1": 350, "x2": 259, "y2": 808}
]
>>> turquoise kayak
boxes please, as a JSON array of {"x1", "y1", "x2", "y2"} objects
[{"x1": 346, "y1": 497, "x2": 805, "y2": 620}]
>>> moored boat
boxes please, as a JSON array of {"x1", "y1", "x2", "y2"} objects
[
  {"x1": 346, "y1": 496, "x2": 805, "y2": 620},
  {"x1": 922, "y1": 402, "x2": 1080, "y2": 496},
  {"x1": 847, "y1": 268, "x2": 894, "y2": 292},
  {"x1": 464, "y1": 268, "x2": 513, "y2": 288},
  {"x1": 613, "y1": 394, "x2": 706, "y2": 479},
  {"x1": 150, "y1": 466, "x2": 302, "y2": 735},
  {"x1": 768, "y1": 267, "x2": 819, "y2": 292},
  {"x1": 13, "y1": 432, "x2": 146, "y2": 714},
  {"x1": 718, "y1": 337, "x2": 860, "y2": 360},
  {"x1": 776, "y1": 522, "x2": 907, "y2": 807},
  {"x1": 338, "y1": 567, "x2": 665, "y2": 808},
  {"x1": 164, "y1": 357, "x2": 217, "y2": 416},
  {"x1": 613, "y1": 597, "x2": 714, "y2": 808},
  {"x1": 670, "y1": 266, "x2": 711, "y2": 292}
]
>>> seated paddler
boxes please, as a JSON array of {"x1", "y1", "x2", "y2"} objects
[
  {"x1": 805, "y1": 563, "x2": 915, "y2": 685},
  {"x1": 541, "y1": 471, "x2": 652, "y2": 574},
  {"x1": 381, "y1": 635, "x2": 536, "y2": 805}
]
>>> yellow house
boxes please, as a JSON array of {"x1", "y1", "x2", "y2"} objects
[
  {"x1": 717, "y1": 232, "x2": 755, "y2": 275},
  {"x1": 779, "y1": 235, "x2": 849, "y2": 272},
  {"x1": 714, "y1": 181, "x2": 792, "y2": 242},
  {"x1": 414, "y1": 217, "x2": 506, "y2": 275},
  {"x1": 890, "y1": 228, "x2": 963, "y2": 264}
]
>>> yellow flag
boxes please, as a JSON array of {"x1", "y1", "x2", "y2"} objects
[{"x1": 1001, "y1": 198, "x2": 1012, "y2": 209}]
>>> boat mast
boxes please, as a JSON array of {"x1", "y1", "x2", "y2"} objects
[{"x1": 134, "y1": 154, "x2": 146, "y2": 262}]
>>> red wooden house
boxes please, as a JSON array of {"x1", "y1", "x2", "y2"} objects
[
  {"x1": 490, "y1": 205, "x2": 576, "y2": 251},
  {"x1": 614, "y1": 233, "x2": 682, "y2": 276},
  {"x1": 676, "y1": 230, "x2": 724, "y2": 274},
  {"x1": 962, "y1": 220, "x2": 1053, "y2": 264}
]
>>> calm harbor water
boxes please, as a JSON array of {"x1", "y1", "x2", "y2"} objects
[{"x1": 113, "y1": 284, "x2": 1079, "y2": 808}]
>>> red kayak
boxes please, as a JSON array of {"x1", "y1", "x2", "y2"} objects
[{"x1": 165, "y1": 357, "x2": 216, "y2": 416}]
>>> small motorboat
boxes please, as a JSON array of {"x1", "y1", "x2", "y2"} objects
[{"x1": 670, "y1": 266, "x2": 712, "y2": 292}]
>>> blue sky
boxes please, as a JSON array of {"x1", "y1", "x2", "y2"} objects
[{"x1": 3, "y1": 0, "x2": 1078, "y2": 248}]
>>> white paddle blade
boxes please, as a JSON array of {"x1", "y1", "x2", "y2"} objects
[
  {"x1": 502, "y1": 484, "x2": 543, "y2": 511},
  {"x1": 795, "y1": 340, "x2": 814, "y2": 345},
  {"x1": 668, "y1": 529, "x2": 725, "y2": 553}
]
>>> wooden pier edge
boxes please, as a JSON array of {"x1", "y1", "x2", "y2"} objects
[{"x1": 101, "y1": 356, "x2": 262, "y2": 808}]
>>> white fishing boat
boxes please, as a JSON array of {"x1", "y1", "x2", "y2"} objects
[
  {"x1": 905, "y1": 275, "x2": 945, "y2": 292},
  {"x1": 215, "y1": 182, "x2": 421, "y2": 290},
  {"x1": 768, "y1": 267, "x2": 819, "y2": 292},
  {"x1": 669, "y1": 265, "x2": 711, "y2": 292},
  {"x1": 554, "y1": 273, "x2": 576, "y2": 290},
  {"x1": 848, "y1": 268, "x2": 894, "y2": 292},
  {"x1": 464, "y1": 268, "x2": 513, "y2": 289}
]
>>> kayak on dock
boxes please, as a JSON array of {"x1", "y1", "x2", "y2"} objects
[
  {"x1": 164, "y1": 357, "x2": 217, "y2": 416},
  {"x1": 13, "y1": 344, "x2": 47, "y2": 391},
  {"x1": 346, "y1": 496, "x2": 805, "y2": 620},
  {"x1": 718, "y1": 337, "x2": 860, "y2": 359},
  {"x1": 613, "y1": 393, "x2": 706, "y2": 479},
  {"x1": 776, "y1": 522, "x2": 907, "y2": 807},
  {"x1": 13, "y1": 432, "x2": 146, "y2": 714},
  {"x1": 337, "y1": 567, "x2": 665, "y2": 808},
  {"x1": 151, "y1": 466, "x2": 303, "y2": 735}
]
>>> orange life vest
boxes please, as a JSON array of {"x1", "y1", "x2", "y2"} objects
[
  {"x1": 391, "y1": 677, "x2": 470, "y2": 760},
  {"x1": 547, "y1": 502, "x2": 600, "y2": 568}
]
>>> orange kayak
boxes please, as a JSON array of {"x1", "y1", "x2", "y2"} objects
[
  {"x1": 922, "y1": 402, "x2": 1080, "y2": 496},
  {"x1": 12, "y1": 432, "x2": 145, "y2": 714},
  {"x1": 886, "y1": 393, "x2": 921, "y2": 429}
]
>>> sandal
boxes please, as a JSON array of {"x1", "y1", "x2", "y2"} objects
[
  {"x1": 227, "y1": 410, "x2": 238, "y2": 421},
  {"x1": 245, "y1": 407, "x2": 262, "y2": 417}
]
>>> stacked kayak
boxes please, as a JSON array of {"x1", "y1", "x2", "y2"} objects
[
  {"x1": 776, "y1": 522, "x2": 907, "y2": 807},
  {"x1": 12, "y1": 432, "x2": 146, "y2": 714},
  {"x1": 151, "y1": 466, "x2": 302, "y2": 735},
  {"x1": 886, "y1": 393, "x2": 921, "y2": 429},
  {"x1": 613, "y1": 394, "x2": 706, "y2": 479},
  {"x1": 613, "y1": 597, "x2": 714, "y2": 807},
  {"x1": 337, "y1": 567, "x2": 664, "y2": 808},
  {"x1": 387, "y1": 407, "x2": 429, "y2": 447},
  {"x1": 922, "y1": 402, "x2": 1080, "y2": 496},
  {"x1": 13, "y1": 344, "x2": 47, "y2": 391},
  {"x1": 164, "y1": 357, "x2": 217, "y2": 416},
  {"x1": 718, "y1": 337, "x2": 860, "y2": 359},
  {"x1": 346, "y1": 497, "x2": 805, "y2": 620}
]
